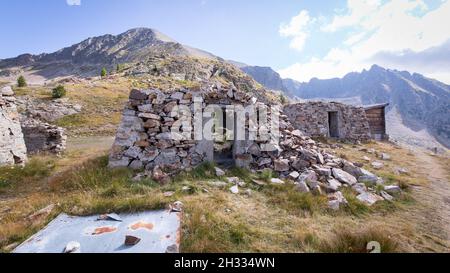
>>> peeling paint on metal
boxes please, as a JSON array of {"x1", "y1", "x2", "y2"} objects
[
  {"x1": 13, "y1": 211, "x2": 181, "y2": 253},
  {"x1": 129, "y1": 221, "x2": 154, "y2": 231}
]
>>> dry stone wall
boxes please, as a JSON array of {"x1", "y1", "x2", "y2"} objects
[
  {"x1": 21, "y1": 118, "x2": 67, "y2": 155},
  {"x1": 110, "y1": 88, "x2": 401, "y2": 209},
  {"x1": 283, "y1": 102, "x2": 371, "y2": 142},
  {"x1": 0, "y1": 86, "x2": 27, "y2": 166},
  {"x1": 109, "y1": 87, "x2": 259, "y2": 173}
]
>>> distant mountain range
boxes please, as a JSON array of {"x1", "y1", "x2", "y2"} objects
[{"x1": 241, "y1": 64, "x2": 450, "y2": 149}]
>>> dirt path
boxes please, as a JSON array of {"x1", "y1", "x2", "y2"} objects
[{"x1": 405, "y1": 151, "x2": 450, "y2": 251}]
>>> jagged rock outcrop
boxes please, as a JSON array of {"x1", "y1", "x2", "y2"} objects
[{"x1": 0, "y1": 86, "x2": 27, "y2": 166}]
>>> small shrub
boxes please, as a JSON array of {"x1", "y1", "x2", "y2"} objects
[
  {"x1": 52, "y1": 85, "x2": 67, "y2": 99},
  {"x1": 279, "y1": 94, "x2": 287, "y2": 105},
  {"x1": 17, "y1": 76, "x2": 27, "y2": 87},
  {"x1": 101, "y1": 68, "x2": 107, "y2": 77}
]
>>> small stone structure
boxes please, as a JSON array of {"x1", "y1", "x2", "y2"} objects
[
  {"x1": 283, "y1": 101, "x2": 372, "y2": 142},
  {"x1": 364, "y1": 103, "x2": 389, "y2": 140},
  {"x1": 0, "y1": 86, "x2": 27, "y2": 166},
  {"x1": 109, "y1": 88, "x2": 400, "y2": 209},
  {"x1": 109, "y1": 87, "x2": 277, "y2": 171},
  {"x1": 21, "y1": 118, "x2": 67, "y2": 155}
]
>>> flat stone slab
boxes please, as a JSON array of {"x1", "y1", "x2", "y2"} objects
[{"x1": 13, "y1": 211, "x2": 181, "y2": 253}]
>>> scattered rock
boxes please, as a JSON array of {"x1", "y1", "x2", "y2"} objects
[
  {"x1": 295, "y1": 181, "x2": 310, "y2": 193},
  {"x1": 171, "y1": 201, "x2": 184, "y2": 212},
  {"x1": 380, "y1": 153, "x2": 391, "y2": 161},
  {"x1": 362, "y1": 156, "x2": 371, "y2": 162},
  {"x1": 288, "y1": 171, "x2": 300, "y2": 180},
  {"x1": 152, "y1": 166, "x2": 170, "y2": 184},
  {"x1": 226, "y1": 177, "x2": 240, "y2": 184},
  {"x1": 328, "y1": 191, "x2": 348, "y2": 210},
  {"x1": 251, "y1": 179, "x2": 266, "y2": 186},
  {"x1": 394, "y1": 167, "x2": 409, "y2": 175},
  {"x1": 352, "y1": 183, "x2": 368, "y2": 194},
  {"x1": 384, "y1": 185, "x2": 402, "y2": 195},
  {"x1": 230, "y1": 185, "x2": 239, "y2": 194},
  {"x1": 356, "y1": 192, "x2": 383, "y2": 206},
  {"x1": 1, "y1": 86, "x2": 14, "y2": 96},
  {"x1": 274, "y1": 159, "x2": 290, "y2": 172},
  {"x1": 270, "y1": 178, "x2": 285, "y2": 185},
  {"x1": 371, "y1": 161, "x2": 384, "y2": 170},
  {"x1": 380, "y1": 191, "x2": 394, "y2": 201},
  {"x1": 215, "y1": 167, "x2": 225, "y2": 177},
  {"x1": 326, "y1": 178, "x2": 342, "y2": 192}
]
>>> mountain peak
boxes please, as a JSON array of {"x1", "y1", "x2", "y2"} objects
[{"x1": 369, "y1": 64, "x2": 386, "y2": 72}]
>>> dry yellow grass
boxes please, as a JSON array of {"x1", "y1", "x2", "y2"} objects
[{"x1": 0, "y1": 139, "x2": 448, "y2": 253}]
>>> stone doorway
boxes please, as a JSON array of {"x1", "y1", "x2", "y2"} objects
[
  {"x1": 213, "y1": 107, "x2": 236, "y2": 167},
  {"x1": 328, "y1": 111, "x2": 339, "y2": 138}
]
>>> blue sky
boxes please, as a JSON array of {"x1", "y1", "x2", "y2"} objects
[{"x1": 1, "y1": 0, "x2": 449, "y2": 83}]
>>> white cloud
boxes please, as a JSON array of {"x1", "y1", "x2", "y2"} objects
[
  {"x1": 279, "y1": 10, "x2": 311, "y2": 51},
  {"x1": 279, "y1": 0, "x2": 450, "y2": 83},
  {"x1": 66, "y1": 0, "x2": 81, "y2": 6}
]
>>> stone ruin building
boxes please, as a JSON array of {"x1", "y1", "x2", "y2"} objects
[
  {"x1": 284, "y1": 101, "x2": 388, "y2": 142},
  {"x1": 0, "y1": 86, "x2": 27, "y2": 165},
  {"x1": 0, "y1": 86, "x2": 67, "y2": 167},
  {"x1": 109, "y1": 87, "x2": 398, "y2": 208}
]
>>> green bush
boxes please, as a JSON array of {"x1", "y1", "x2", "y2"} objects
[
  {"x1": 52, "y1": 85, "x2": 67, "y2": 99},
  {"x1": 101, "y1": 67, "x2": 107, "y2": 77},
  {"x1": 17, "y1": 76, "x2": 27, "y2": 87}
]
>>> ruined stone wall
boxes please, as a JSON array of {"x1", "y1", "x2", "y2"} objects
[
  {"x1": 109, "y1": 88, "x2": 253, "y2": 171},
  {"x1": 21, "y1": 119, "x2": 67, "y2": 155},
  {"x1": 0, "y1": 86, "x2": 27, "y2": 166},
  {"x1": 283, "y1": 102, "x2": 371, "y2": 142},
  {"x1": 110, "y1": 88, "x2": 398, "y2": 210}
]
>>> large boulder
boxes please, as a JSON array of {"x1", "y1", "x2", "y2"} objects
[{"x1": 332, "y1": 168, "x2": 357, "y2": 185}]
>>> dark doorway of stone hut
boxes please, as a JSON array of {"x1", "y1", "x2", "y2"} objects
[
  {"x1": 328, "y1": 111, "x2": 339, "y2": 138},
  {"x1": 213, "y1": 107, "x2": 235, "y2": 168}
]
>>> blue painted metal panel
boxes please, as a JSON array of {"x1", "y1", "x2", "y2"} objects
[{"x1": 13, "y1": 210, "x2": 181, "y2": 253}]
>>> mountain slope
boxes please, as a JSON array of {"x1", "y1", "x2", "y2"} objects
[
  {"x1": 240, "y1": 65, "x2": 297, "y2": 97},
  {"x1": 0, "y1": 28, "x2": 219, "y2": 80},
  {"x1": 0, "y1": 28, "x2": 278, "y2": 103},
  {"x1": 287, "y1": 65, "x2": 450, "y2": 149}
]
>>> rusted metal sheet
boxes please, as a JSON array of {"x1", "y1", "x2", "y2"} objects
[{"x1": 13, "y1": 210, "x2": 181, "y2": 253}]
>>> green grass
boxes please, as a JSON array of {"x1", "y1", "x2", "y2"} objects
[
  {"x1": 173, "y1": 162, "x2": 217, "y2": 182},
  {"x1": 0, "y1": 158, "x2": 55, "y2": 190},
  {"x1": 54, "y1": 114, "x2": 87, "y2": 128},
  {"x1": 262, "y1": 184, "x2": 328, "y2": 216}
]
